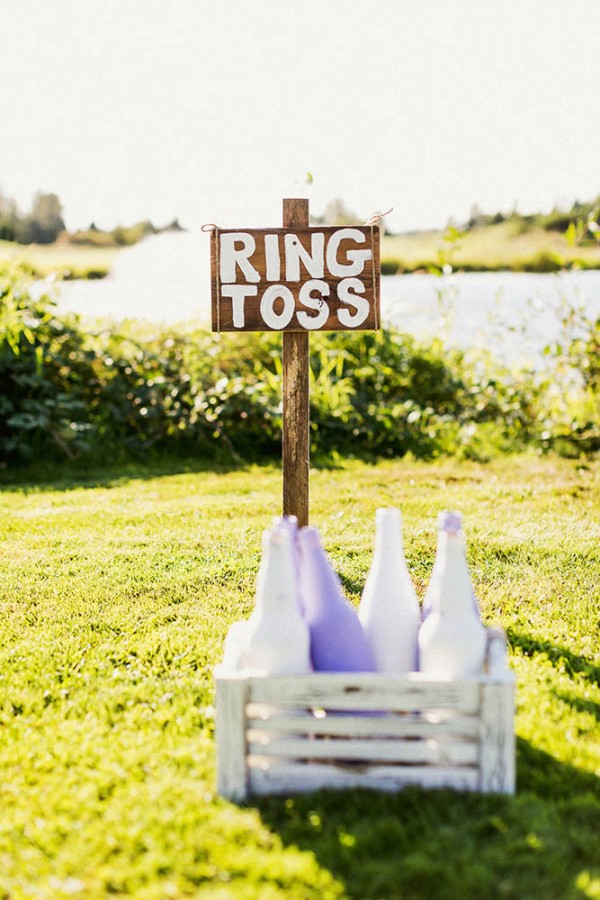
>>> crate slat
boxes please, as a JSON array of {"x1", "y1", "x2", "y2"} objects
[
  {"x1": 249, "y1": 762, "x2": 480, "y2": 795},
  {"x1": 248, "y1": 736, "x2": 479, "y2": 765},
  {"x1": 247, "y1": 673, "x2": 480, "y2": 713},
  {"x1": 247, "y1": 713, "x2": 480, "y2": 739}
]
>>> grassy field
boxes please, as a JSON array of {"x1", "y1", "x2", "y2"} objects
[
  {"x1": 0, "y1": 455, "x2": 598, "y2": 898},
  {"x1": 0, "y1": 240, "x2": 120, "y2": 280},
  {"x1": 382, "y1": 221, "x2": 600, "y2": 272}
]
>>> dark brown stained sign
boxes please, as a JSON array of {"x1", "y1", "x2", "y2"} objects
[{"x1": 211, "y1": 225, "x2": 380, "y2": 332}]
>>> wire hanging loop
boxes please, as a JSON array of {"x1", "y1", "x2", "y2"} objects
[
  {"x1": 364, "y1": 207, "x2": 393, "y2": 227},
  {"x1": 201, "y1": 223, "x2": 219, "y2": 233}
]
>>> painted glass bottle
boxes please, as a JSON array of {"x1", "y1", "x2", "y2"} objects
[
  {"x1": 358, "y1": 508, "x2": 420, "y2": 673},
  {"x1": 297, "y1": 527, "x2": 376, "y2": 672},
  {"x1": 418, "y1": 512, "x2": 486, "y2": 678},
  {"x1": 271, "y1": 514, "x2": 301, "y2": 597},
  {"x1": 422, "y1": 511, "x2": 479, "y2": 621},
  {"x1": 242, "y1": 527, "x2": 311, "y2": 674}
]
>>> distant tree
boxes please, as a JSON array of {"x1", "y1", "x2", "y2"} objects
[
  {"x1": 0, "y1": 188, "x2": 19, "y2": 241},
  {"x1": 22, "y1": 192, "x2": 65, "y2": 243},
  {"x1": 322, "y1": 197, "x2": 359, "y2": 226},
  {"x1": 467, "y1": 204, "x2": 484, "y2": 229},
  {"x1": 111, "y1": 225, "x2": 128, "y2": 246},
  {"x1": 165, "y1": 218, "x2": 185, "y2": 232}
]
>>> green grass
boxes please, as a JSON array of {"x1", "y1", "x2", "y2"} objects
[
  {"x1": 382, "y1": 221, "x2": 600, "y2": 272},
  {"x1": 0, "y1": 456, "x2": 598, "y2": 898},
  {"x1": 0, "y1": 240, "x2": 121, "y2": 280}
]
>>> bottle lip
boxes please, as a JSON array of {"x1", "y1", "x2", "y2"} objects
[
  {"x1": 438, "y1": 510, "x2": 463, "y2": 534},
  {"x1": 376, "y1": 507, "x2": 402, "y2": 523}
]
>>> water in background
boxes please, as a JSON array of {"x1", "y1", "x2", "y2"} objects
[
  {"x1": 60, "y1": 230, "x2": 208, "y2": 324},
  {"x1": 58, "y1": 231, "x2": 600, "y2": 367},
  {"x1": 381, "y1": 270, "x2": 600, "y2": 367}
]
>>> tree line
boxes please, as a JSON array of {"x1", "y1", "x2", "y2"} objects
[
  {"x1": 0, "y1": 188, "x2": 65, "y2": 244},
  {"x1": 0, "y1": 185, "x2": 184, "y2": 246}
]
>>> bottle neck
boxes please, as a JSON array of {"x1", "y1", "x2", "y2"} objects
[
  {"x1": 434, "y1": 531, "x2": 474, "y2": 614},
  {"x1": 373, "y1": 510, "x2": 405, "y2": 566},
  {"x1": 256, "y1": 531, "x2": 297, "y2": 612},
  {"x1": 297, "y1": 527, "x2": 341, "y2": 611}
]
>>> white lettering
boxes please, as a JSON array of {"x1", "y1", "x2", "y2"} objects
[
  {"x1": 260, "y1": 285, "x2": 295, "y2": 329},
  {"x1": 220, "y1": 284, "x2": 257, "y2": 328},
  {"x1": 296, "y1": 280, "x2": 330, "y2": 330},
  {"x1": 285, "y1": 233, "x2": 325, "y2": 281},
  {"x1": 219, "y1": 232, "x2": 259, "y2": 283},
  {"x1": 326, "y1": 228, "x2": 372, "y2": 277},
  {"x1": 264, "y1": 234, "x2": 280, "y2": 282},
  {"x1": 337, "y1": 278, "x2": 370, "y2": 327}
]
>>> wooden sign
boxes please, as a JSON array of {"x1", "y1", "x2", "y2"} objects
[{"x1": 211, "y1": 225, "x2": 380, "y2": 332}]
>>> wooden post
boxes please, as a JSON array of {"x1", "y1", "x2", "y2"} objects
[{"x1": 282, "y1": 198, "x2": 310, "y2": 526}]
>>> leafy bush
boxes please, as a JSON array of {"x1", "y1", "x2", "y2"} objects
[
  {"x1": 521, "y1": 250, "x2": 565, "y2": 273},
  {"x1": 380, "y1": 258, "x2": 401, "y2": 275},
  {"x1": 537, "y1": 302, "x2": 600, "y2": 455},
  {"x1": 1, "y1": 262, "x2": 597, "y2": 469},
  {"x1": 0, "y1": 266, "x2": 96, "y2": 462}
]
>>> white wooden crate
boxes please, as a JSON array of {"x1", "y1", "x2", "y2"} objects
[{"x1": 215, "y1": 646, "x2": 515, "y2": 801}]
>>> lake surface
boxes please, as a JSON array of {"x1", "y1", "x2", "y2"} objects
[
  {"x1": 381, "y1": 270, "x2": 600, "y2": 366},
  {"x1": 58, "y1": 231, "x2": 600, "y2": 367}
]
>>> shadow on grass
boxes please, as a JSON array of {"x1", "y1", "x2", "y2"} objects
[
  {"x1": 253, "y1": 739, "x2": 598, "y2": 900},
  {"x1": 552, "y1": 691, "x2": 600, "y2": 722},
  {"x1": 0, "y1": 450, "x2": 351, "y2": 494},
  {"x1": 0, "y1": 454, "x2": 250, "y2": 493},
  {"x1": 507, "y1": 628, "x2": 600, "y2": 688}
]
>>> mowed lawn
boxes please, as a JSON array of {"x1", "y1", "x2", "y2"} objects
[{"x1": 0, "y1": 456, "x2": 598, "y2": 898}]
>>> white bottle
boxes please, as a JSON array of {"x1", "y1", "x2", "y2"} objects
[
  {"x1": 418, "y1": 512, "x2": 486, "y2": 678},
  {"x1": 241, "y1": 527, "x2": 311, "y2": 675},
  {"x1": 422, "y1": 511, "x2": 480, "y2": 620},
  {"x1": 220, "y1": 620, "x2": 251, "y2": 673},
  {"x1": 358, "y1": 508, "x2": 420, "y2": 673}
]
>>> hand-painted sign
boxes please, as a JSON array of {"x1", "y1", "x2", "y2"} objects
[{"x1": 211, "y1": 225, "x2": 380, "y2": 332}]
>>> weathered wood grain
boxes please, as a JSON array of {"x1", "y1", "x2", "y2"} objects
[
  {"x1": 479, "y1": 678, "x2": 516, "y2": 794},
  {"x1": 215, "y1": 676, "x2": 249, "y2": 801},
  {"x1": 247, "y1": 713, "x2": 480, "y2": 739},
  {"x1": 211, "y1": 223, "x2": 380, "y2": 332},
  {"x1": 215, "y1": 633, "x2": 516, "y2": 800},
  {"x1": 246, "y1": 673, "x2": 481, "y2": 713},
  {"x1": 249, "y1": 763, "x2": 480, "y2": 795},
  {"x1": 282, "y1": 199, "x2": 310, "y2": 526},
  {"x1": 248, "y1": 736, "x2": 479, "y2": 766}
]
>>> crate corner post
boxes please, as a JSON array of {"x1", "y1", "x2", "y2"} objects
[
  {"x1": 479, "y1": 677, "x2": 516, "y2": 795},
  {"x1": 215, "y1": 675, "x2": 250, "y2": 801}
]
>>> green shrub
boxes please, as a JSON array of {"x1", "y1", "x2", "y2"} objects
[
  {"x1": 1, "y1": 262, "x2": 596, "y2": 469},
  {"x1": 539, "y1": 314, "x2": 600, "y2": 454},
  {"x1": 522, "y1": 251, "x2": 564, "y2": 273},
  {"x1": 380, "y1": 258, "x2": 401, "y2": 275},
  {"x1": 0, "y1": 266, "x2": 97, "y2": 463}
]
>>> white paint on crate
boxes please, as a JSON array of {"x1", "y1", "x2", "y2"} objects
[{"x1": 215, "y1": 646, "x2": 516, "y2": 801}]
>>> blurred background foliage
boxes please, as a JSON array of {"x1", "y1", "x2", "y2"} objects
[{"x1": 1, "y1": 262, "x2": 598, "y2": 471}]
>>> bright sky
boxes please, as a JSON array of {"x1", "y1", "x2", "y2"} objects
[{"x1": 2, "y1": 0, "x2": 598, "y2": 234}]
